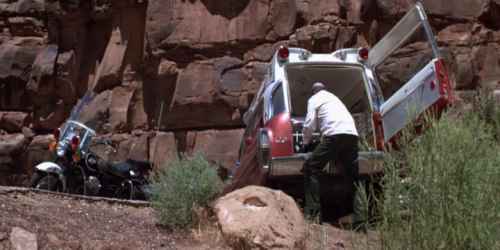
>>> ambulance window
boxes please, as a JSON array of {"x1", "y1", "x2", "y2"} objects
[{"x1": 271, "y1": 84, "x2": 285, "y2": 117}]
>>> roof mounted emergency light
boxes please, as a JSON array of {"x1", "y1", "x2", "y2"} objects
[
  {"x1": 277, "y1": 46, "x2": 289, "y2": 61},
  {"x1": 358, "y1": 47, "x2": 369, "y2": 61}
]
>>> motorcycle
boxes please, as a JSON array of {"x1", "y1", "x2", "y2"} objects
[{"x1": 30, "y1": 119, "x2": 152, "y2": 200}]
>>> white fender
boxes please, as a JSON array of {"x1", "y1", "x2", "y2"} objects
[
  {"x1": 35, "y1": 161, "x2": 63, "y2": 175},
  {"x1": 34, "y1": 161, "x2": 67, "y2": 190}
]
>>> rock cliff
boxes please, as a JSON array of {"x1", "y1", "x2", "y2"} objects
[{"x1": 1, "y1": 0, "x2": 499, "y2": 185}]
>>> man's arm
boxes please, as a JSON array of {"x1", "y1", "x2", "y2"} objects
[{"x1": 302, "y1": 99, "x2": 317, "y2": 145}]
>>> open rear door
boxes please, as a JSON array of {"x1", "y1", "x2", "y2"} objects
[{"x1": 368, "y1": 3, "x2": 453, "y2": 149}]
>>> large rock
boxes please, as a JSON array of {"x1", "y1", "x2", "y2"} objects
[
  {"x1": 215, "y1": 186, "x2": 306, "y2": 250},
  {"x1": 0, "y1": 37, "x2": 43, "y2": 110},
  {"x1": 110, "y1": 132, "x2": 151, "y2": 162},
  {"x1": 7, "y1": 17, "x2": 45, "y2": 37},
  {"x1": 189, "y1": 129, "x2": 244, "y2": 170},
  {"x1": 148, "y1": 132, "x2": 177, "y2": 171},
  {"x1": 146, "y1": 0, "x2": 296, "y2": 54},
  {"x1": 0, "y1": 112, "x2": 29, "y2": 133},
  {"x1": 289, "y1": 23, "x2": 358, "y2": 53},
  {"x1": 472, "y1": 43, "x2": 500, "y2": 89},
  {"x1": 33, "y1": 100, "x2": 68, "y2": 131},
  {"x1": 164, "y1": 57, "x2": 250, "y2": 129},
  {"x1": 295, "y1": 0, "x2": 341, "y2": 24},
  {"x1": 0, "y1": 134, "x2": 27, "y2": 156},
  {"x1": 376, "y1": 0, "x2": 492, "y2": 20},
  {"x1": 24, "y1": 135, "x2": 53, "y2": 175},
  {"x1": 9, "y1": 227, "x2": 37, "y2": 250},
  {"x1": 109, "y1": 86, "x2": 134, "y2": 132}
]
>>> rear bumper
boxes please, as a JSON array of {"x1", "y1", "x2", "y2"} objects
[{"x1": 267, "y1": 151, "x2": 384, "y2": 178}]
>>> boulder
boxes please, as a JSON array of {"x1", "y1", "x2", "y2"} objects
[
  {"x1": 148, "y1": 132, "x2": 177, "y2": 171},
  {"x1": 164, "y1": 57, "x2": 246, "y2": 129},
  {"x1": 472, "y1": 43, "x2": 500, "y2": 89},
  {"x1": 215, "y1": 186, "x2": 306, "y2": 250},
  {"x1": 92, "y1": 28, "x2": 128, "y2": 93},
  {"x1": 110, "y1": 132, "x2": 151, "y2": 162},
  {"x1": 0, "y1": 112, "x2": 29, "y2": 133},
  {"x1": 437, "y1": 23, "x2": 474, "y2": 46},
  {"x1": 109, "y1": 86, "x2": 134, "y2": 132},
  {"x1": 0, "y1": 134, "x2": 27, "y2": 156},
  {"x1": 127, "y1": 132, "x2": 150, "y2": 162},
  {"x1": 269, "y1": 0, "x2": 297, "y2": 37},
  {"x1": 0, "y1": 37, "x2": 43, "y2": 110},
  {"x1": 7, "y1": 17, "x2": 45, "y2": 37},
  {"x1": 295, "y1": 0, "x2": 341, "y2": 24},
  {"x1": 24, "y1": 135, "x2": 54, "y2": 175},
  {"x1": 13, "y1": 0, "x2": 44, "y2": 14},
  {"x1": 189, "y1": 129, "x2": 244, "y2": 170},
  {"x1": 289, "y1": 23, "x2": 357, "y2": 53},
  {"x1": 32, "y1": 99, "x2": 68, "y2": 131},
  {"x1": 376, "y1": 0, "x2": 492, "y2": 20},
  {"x1": 9, "y1": 227, "x2": 37, "y2": 250},
  {"x1": 146, "y1": 0, "x2": 295, "y2": 54},
  {"x1": 26, "y1": 44, "x2": 58, "y2": 99},
  {"x1": 55, "y1": 50, "x2": 78, "y2": 104}
]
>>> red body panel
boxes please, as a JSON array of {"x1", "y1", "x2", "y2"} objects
[{"x1": 264, "y1": 112, "x2": 294, "y2": 158}]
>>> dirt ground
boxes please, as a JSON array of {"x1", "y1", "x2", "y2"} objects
[
  {"x1": 0, "y1": 186, "x2": 379, "y2": 250},
  {"x1": 0, "y1": 187, "x2": 230, "y2": 250}
]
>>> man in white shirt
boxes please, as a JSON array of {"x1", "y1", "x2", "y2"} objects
[{"x1": 302, "y1": 82, "x2": 364, "y2": 229}]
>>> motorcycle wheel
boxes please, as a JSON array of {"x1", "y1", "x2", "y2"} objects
[{"x1": 33, "y1": 174, "x2": 61, "y2": 192}]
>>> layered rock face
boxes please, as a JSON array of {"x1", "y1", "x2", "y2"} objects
[{"x1": 1, "y1": 0, "x2": 500, "y2": 185}]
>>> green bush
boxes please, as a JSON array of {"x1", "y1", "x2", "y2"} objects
[
  {"x1": 151, "y1": 153, "x2": 223, "y2": 228},
  {"x1": 380, "y1": 112, "x2": 500, "y2": 249}
]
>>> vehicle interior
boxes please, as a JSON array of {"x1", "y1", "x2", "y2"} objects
[
  {"x1": 285, "y1": 63, "x2": 373, "y2": 144},
  {"x1": 285, "y1": 64, "x2": 370, "y2": 115}
]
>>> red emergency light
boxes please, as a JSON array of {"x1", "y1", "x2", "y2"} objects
[
  {"x1": 358, "y1": 48, "x2": 369, "y2": 61},
  {"x1": 277, "y1": 46, "x2": 289, "y2": 61},
  {"x1": 71, "y1": 136, "x2": 80, "y2": 151}
]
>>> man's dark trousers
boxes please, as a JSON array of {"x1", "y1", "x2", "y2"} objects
[{"x1": 303, "y1": 134, "x2": 363, "y2": 223}]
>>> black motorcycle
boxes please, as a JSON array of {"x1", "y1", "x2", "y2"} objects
[{"x1": 31, "y1": 120, "x2": 152, "y2": 200}]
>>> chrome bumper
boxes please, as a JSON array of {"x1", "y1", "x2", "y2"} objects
[{"x1": 267, "y1": 151, "x2": 385, "y2": 177}]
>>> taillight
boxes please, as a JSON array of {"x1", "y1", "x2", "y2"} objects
[
  {"x1": 277, "y1": 46, "x2": 289, "y2": 62},
  {"x1": 358, "y1": 47, "x2": 369, "y2": 61},
  {"x1": 435, "y1": 59, "x2": 454, "y2": 103},
  {"x1": 372, "y1": 112, "x2": 385, "y2": 150},
  {"x1": 71, "y1": 136, "x2": 80, "y2": 151}
]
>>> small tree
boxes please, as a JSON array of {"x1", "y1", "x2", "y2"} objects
[{"x1": 151, "y1": 153, "x2": 223, "y2": 228}]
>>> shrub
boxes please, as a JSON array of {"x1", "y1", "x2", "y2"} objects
[
  {"x1": 151, "y1": 153, "x2": 223, "y2": 228},
  {"x1": 380, "y1": 112, "x2": 500, "y2": 249}
]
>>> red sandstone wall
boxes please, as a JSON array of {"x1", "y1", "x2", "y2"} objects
[{"x1": 1, "y1": 0, "x2": 500, "y2": 185}]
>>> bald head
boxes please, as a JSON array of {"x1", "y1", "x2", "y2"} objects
[{"x1": 312, "y1": 82, "x2": 325, "y2": 95}]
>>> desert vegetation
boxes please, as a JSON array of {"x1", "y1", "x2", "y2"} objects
[
  {"x1": 378, "y1": 91, "x2": 500, "y2": 249},
  {"x1": 151, "y1": 153, "x2": 223, "y2": 229}
]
